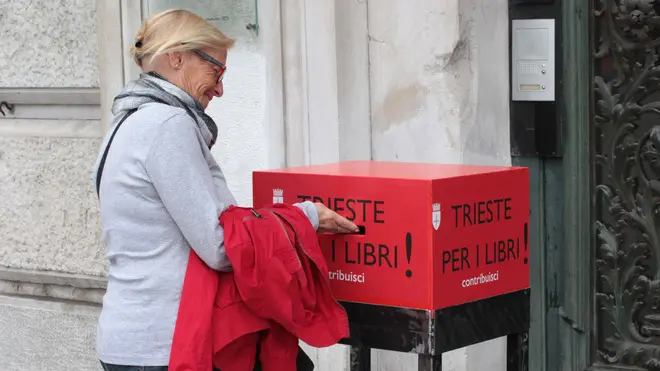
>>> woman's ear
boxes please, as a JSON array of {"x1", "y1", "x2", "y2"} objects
[{"x1": 167, "y1": 51, "x2": 183, "y2": 69}]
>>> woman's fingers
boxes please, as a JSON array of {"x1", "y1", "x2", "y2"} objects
[
  {"x1": 314, "y1": 202, "x2": 359, "y2": 233},
  {"x1": 336, "y1": 225, "x2": 356, "y2": 234},
  {"x1": 333, "y1": 213, "x2": 359, "y2": 233}
]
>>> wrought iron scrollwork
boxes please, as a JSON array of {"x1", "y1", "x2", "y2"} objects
[{"x1": 593, "y1": 0, "x2": 660, "y2": 369}]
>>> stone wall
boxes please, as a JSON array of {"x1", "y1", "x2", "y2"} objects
[{"x1": 0, "y1": 1, "x2": 268, "y2": 370}]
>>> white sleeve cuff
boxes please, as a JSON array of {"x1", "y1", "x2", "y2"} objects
[{"x1": 294, "y1": 201, "x2": 319, "y2": 231}]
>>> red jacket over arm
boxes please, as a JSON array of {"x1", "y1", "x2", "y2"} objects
[{"x1": 169, "y1": 204, "x2": 349, "y2": 371}]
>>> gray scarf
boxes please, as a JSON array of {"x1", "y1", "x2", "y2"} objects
[{"x1": 112, "y1": 72, "x2": 218, "y2": 148}]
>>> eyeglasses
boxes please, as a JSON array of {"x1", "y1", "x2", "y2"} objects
[{"x1": 193, "y1": 49, "x2": 226, "y2": 83}]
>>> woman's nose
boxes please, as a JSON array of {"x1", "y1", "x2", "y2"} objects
[{"x1": 213, "y1": 81, "x2": 224, "y2": 98}]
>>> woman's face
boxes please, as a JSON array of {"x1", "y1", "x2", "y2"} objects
[{"x1": 178, "y1": 47, "x2": 227, "y2": 109}]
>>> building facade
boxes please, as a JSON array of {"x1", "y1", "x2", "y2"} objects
[{"x1": 0, "y1": 0, "x2": 511, "y2": 370}]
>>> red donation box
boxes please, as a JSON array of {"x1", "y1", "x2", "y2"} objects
[{"x1": 252, "y1": 161, "x2": 530, "y2": 311}]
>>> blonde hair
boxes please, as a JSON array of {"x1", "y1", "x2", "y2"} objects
[{"x1": 131, "y1": 9, "x2": 235, "y2": 67}]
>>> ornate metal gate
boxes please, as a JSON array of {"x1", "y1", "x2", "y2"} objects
[{"x1": 592, "y1": 0, "x2": 660, "y2": 369}]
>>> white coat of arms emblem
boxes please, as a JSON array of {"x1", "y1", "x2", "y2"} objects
[
  {"x1": 432, "y1": 203, "x2": 441, "y2": 230},
  {"x1": 272, "y1": 188, "x2": 284, "y2": 204}
]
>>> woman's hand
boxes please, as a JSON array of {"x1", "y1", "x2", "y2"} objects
[{"x1": 314, "y1": 202, "x2": 360, "y2": 234}]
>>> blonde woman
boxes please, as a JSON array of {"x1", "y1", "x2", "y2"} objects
[{"x1": 93, "y1": 9, "x2": 357, "y2": 371}]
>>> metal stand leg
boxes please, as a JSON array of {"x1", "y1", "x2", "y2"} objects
[
  {"x1": 418, "y1": 355, "x2": 442, "y2": 371},
  {"x1": 506, "y1": 331, "x2": 529, "y2": 371},
  {"x1": 350, "y1": 345, "x2": 371, "y2": 371}
]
